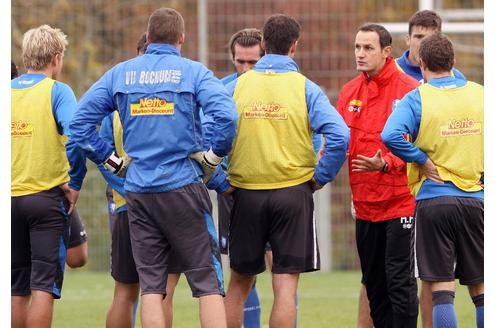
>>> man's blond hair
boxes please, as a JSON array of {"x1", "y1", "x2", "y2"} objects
[{"x1": 21, "y1": 24, "x2": 68, "y2": 71}]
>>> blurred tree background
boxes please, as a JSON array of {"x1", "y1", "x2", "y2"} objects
[{"x1": 12, "y1": 0, "x2": 483, "y2": 271}]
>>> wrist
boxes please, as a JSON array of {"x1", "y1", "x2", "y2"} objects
[
  {"x1": 204, "y1": 148, "x2": 223, "y2": 166},
  {"x1": 104, "y1": 152, "x2": 123, "y2": 173},
  {"x1": 381, "y1": 161, "x2": 389, "y2": 172}
]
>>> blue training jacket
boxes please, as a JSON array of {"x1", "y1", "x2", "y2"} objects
[
  {"x1": 207, "y1": 54, "x2": 349, "y2": 192},
  {"x1": 381, "y1": 76, "x2": 483, "y2": 201},
  {"x1": 70, "y1": 43, "x2": 238, "y2": 193}
]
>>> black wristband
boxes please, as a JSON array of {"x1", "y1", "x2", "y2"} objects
[{"x1": 381, "y1": 162, "x2": 388, "y2": 172}]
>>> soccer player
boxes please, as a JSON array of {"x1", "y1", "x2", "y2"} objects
[
  {"x1": 221, "y1": 28, "x2": 265, "y2": 84},
  {"x1": 336, "y1": 23, "x2": 419, "y2": 328},
  {"x1": 100, "y1": 34, "x2": 179, "y2": 326},
  {"x1": 218, "y1": 27, "x2": 265, "y2": 328},
  {"x1": 396, "y1": 10, "x2": 465, "y2": 82},
  {"x1": 70, "y1": 7, "x2": 237, "y2": 328},
  {"x1": 213, "y1": 14, "x2": 349, "y2": 327},
  {"x1": 99, "y1": 111, "x2": 182, "y2": 328},
  {"x1": 11, "y1": 24, "x2": 86, "y2": 328},
  {"x1": 393, "y1": 10, "x2": 467, "y2": 328},
  {"x1": 382, "y1": 32, "x2": 484, "y2": 328},
  {"x1": 11, "y1": 59, "x2": 88, "y2": 270}
]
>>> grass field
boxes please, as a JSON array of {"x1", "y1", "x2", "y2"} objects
[{"x1": 53, "y1": 269, "x2": 475, "y2": 327}]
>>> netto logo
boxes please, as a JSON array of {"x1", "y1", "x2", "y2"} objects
[
  {"x1": 252, "y1": 101, "x2": 282, "y2": 112},
  {"x1": 244, "y1": 101, "x2": 287, "y2": 120},
  {"x1": 347, "y1": 99, "x2": 362, "y2": 112},
  {"x1": 448, "y1": 118, "x2": 474, "y2": 129},
  {"x1": 11, "y1": 120, "x2": 33, "y2": 137},
  {"x1": 139, "y1": 98, "x2": 167, "y2": 108},
  {"x1": 130, "y1": 98, "x2": 174, "y2": 116},
  {"x1": 440, "y1": 117, "x2": 481, "y2": 137}
]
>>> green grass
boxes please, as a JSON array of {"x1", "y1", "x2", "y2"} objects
[{"x1": 54, "y1": 269, "x2": 476, "y2": 327}]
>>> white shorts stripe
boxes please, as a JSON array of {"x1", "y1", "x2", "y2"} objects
[{"x1": 312, "y1": 214, "x2": 318, "y2": 269}]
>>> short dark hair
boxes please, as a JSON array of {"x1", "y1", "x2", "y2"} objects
[
  {"x1": 11, "y1": 61, "x2": 19, "y2": 79},
  {"x1": 136, "y1": 32, "x2": 147, "y2": 55},
  {"x1": 419, "y1": 32, "x2": 454, "y2": 72},
  {"x1": 228, "y1": 28, "x2": 264, "y2": 60},
  {"x1": 357, "y1": 23, "x2": 392, "y2": 49},
  {"x1": 408, "y1": 10, "x2": 442, "y2": 35},
  {"x1": 262, "y1": 14, "x2": 300, "y2": 55},
  {"x1": 147, "y1": 8, "x2": 184, "y2": 45}
]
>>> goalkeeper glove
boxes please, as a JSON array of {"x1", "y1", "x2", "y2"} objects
[
  {"x1": 189, "y1": 148, "x2": 223, "y2": 184},
  {"x1": 104, "y1": 152, "x2": 132, "y2": 177}
]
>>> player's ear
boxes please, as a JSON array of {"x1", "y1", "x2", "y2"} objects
[
  {"x1": 178, "y1": 33, "x2": 185, "y2": 45},
  {"x1": 288, "y1": 40, "x2": 299, "y2": 58},
  {"x1": 382, "y1": 45, "x2": 392, "y2": 58}
]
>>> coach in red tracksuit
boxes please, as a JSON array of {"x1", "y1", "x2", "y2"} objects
[{"x1": 337, "y1": 23, "x2": 419, "y2": 328}]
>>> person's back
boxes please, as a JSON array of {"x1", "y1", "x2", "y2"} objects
[
  {"x1": 71, "y1": 8, "x2": 236, "y2": 328},
  {"x1": 11, "y1": 24, "x2": 85, "y2": 328},
  {"x1": 228, "y1": 67, "x2": 317, "y2": 188},
  {"x1": 382, "y1": 32, "x2": 483, "y2": 328},
  {"x1": 74, "y1": 47, "x2": 235, "y2": 192},
  {"x1": 12, "y1": 74, "x2": 70, "y2": 193},
  {"x1": 223, "y1": 14, "x2": 349, "y2": 328}
]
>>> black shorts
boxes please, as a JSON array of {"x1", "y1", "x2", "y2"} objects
[
  {"x1": 217, "y1": 193, "x2": 233, "y2": 254},
  {"x1": 110, "y1": 210, "x2": 183, "y2": 285},
  {"x1": 68, "y1": 207, "x2": 87, "y2": 249},
  {"x1": 126, "y1": 183, "x2": 223, "y2": 297},
  {"x1": 229, "y1": 182, "x2": 319, "y2": 275},
  {"x1": 11, "y1": 187, "x2": 70, "y2": 299},
  {"x1": 414, "y1": 196, "x2": 484, "y2": 285},
  {"x1": 111, "y1": 210, "x2": 139, "y2": 284}
]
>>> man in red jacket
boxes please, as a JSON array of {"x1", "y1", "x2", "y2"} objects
[{"x1": 337, "y1": 23, "x2": 419, "y2": 328}]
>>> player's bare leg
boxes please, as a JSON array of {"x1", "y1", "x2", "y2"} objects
[
  {"x1": 11, "y1": 295, "x2": 29, "y2": 328},
  {"x1": 420, "y1": 281, "x2": 433, "y2": 328},
  {"x1": 26, "y1": 290, "x2": 54, "y2": 328},
  {"x1": 106, "y1": 281, "x2": 140, "y2": 328},
  {"x1": 163, "y1": 273, "x2": 181, "y2": 328},
  {"x1": 141, "y1": 294, "x2": 166, "y2": 328},
  {"x1": 225, "y1": 270, "x2": 256, "y2": 328},
  {"x1": 270, "y1": 273, "x2": 299, "y2": 328},
  {"x1": 199, "y1": 294, "x2": 227, "y2": 328}
]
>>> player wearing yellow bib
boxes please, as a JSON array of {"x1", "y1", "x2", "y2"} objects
[
  {"x1": 213, "y1": 14, "x2": 349, "y2": 327},
  {"x1": 382, "y1": 33, "x2": 484, "y2": 328},
  {"x1": 11, "y1": 25, "x2": 86, "y2": 328}
]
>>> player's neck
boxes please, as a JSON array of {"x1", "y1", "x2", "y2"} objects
[{"x1": 27, "y1": 68, "x2": 55, "y2": 79}]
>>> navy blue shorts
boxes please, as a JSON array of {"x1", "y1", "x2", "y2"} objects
[
  {"x1": 229, "y1": 181, "x2": 320, "y2": 275},
  {"x1": 126, "y1": 183, "x2": 223, "y2": 297},
  {"x1": 11, "y1": 187, "x2": 70, "y2": 299},
  {"x1": 414, "y1": 196, "x2": 483, "y2": 285}
]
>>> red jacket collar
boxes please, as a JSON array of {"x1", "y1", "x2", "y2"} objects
[{"x1": 359, "y1": 57, "x2": 398, "y2": 86}]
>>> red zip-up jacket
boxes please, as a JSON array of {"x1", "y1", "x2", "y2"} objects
[{"x1": 337, "y1": 57, "x2": 419, "y2": 221}]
